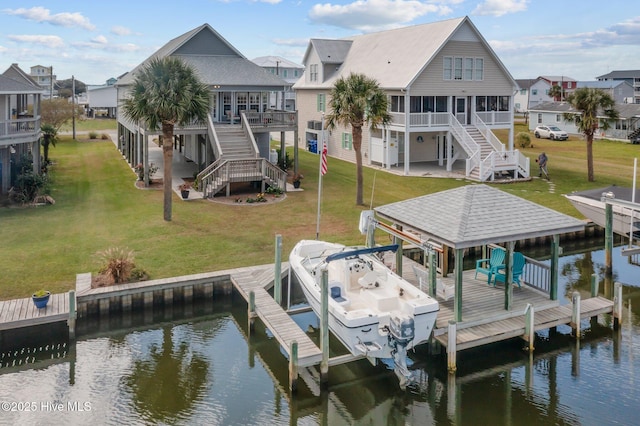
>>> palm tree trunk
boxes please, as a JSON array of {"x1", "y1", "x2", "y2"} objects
[
  {"x1": 353, "y1": 126, "x2": 364, "y2": 205},
  {"x1": 162, "y1": 122, "x2": 174, "y2": 221},
  {"x1": 586, "y1": 134, "x2": 594, "y2": 182}
]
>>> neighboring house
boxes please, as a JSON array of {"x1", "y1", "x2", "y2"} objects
[
  {"x1": 116, "y1": 23, "x2": 296, "y2": 196},
  {"x1": 514, "y1": 77, "x2": 555, "y2": 112},
  {"x1": 596, "y1": 70, "x2": 640, "y2": 104},
  {"x1": 87, "y1": 79, "x2": 118, "y2": 118},
  {"x1": 293, "y1": 16, "x2": 526, "y2": 182},
  {"x1": 0, "y1": 64, "x2": 42, "y2": 195},
  {"x1": 29, "y1": 65, "x2": 56, "y2": 98},
  {"x1": 529, "y1": 101, "x2": 640, "y2": 141},
  {"x1": 576, "y1": 80, "x2": 635, "y2": 104},
  {"x1": 538, "y1": 75, "x2": 577, "y2": 100},
  {"x1": 252, "y1": 56, "x2": 303, "y2": 111}
]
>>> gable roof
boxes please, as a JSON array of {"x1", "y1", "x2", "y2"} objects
[
  {"x1": 117, "y1": 23, "x2": 288, "y2": 89},
  {"x1": 252, "y1": 56, "x2": 303, "y2": 69},
  {"x1": 295, "y1": 16, "x2": 516, "y2": 90},
  {"x1": 539, "y1": 75, "x2": 577, "y2": 83},
  {"x1": 597, "y1": 70, "x2": 640, "y2": 79},
  {"x1": 2, "y1": 63, "x2": 40, "y2": 89},
  {"x1": 576, "y1": 80, "x2": 631, "y2": 89},
  {"x1": 374, "y1": 184, "x2": 584, "y2": 249}
]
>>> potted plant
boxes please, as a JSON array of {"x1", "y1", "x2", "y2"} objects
[
  {"x1": 292, "y1": 172, "x2": 304, "y2": 189},
  {"x1": 32, "y1": 289, "x2": 51, "y2": 309},
  {"x1": 179, "y1": 182, "x2": 191, "y2": 199}
]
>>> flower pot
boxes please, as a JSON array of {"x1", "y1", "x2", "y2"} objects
[
  {"x1": 293, "y1": 181, "x2": 301, "y2": 189},
  {"x1": 181, "y1": 190, "x2": 190, "y2": 199},
  {"x1": 32, "y1": 291, "x2": 51, "y2": 309}
]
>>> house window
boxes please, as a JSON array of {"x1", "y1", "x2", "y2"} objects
[
  {"x1": 454, "y1": 57, "x2": 463, "y2": 80},
  {"x1": 390, "y1": 95, "x2": 405, "y2": 113},
  {"x1": 464, "y1": 58, "x2": 474, "y2": 80},
  {"x1": 499, "y1": 96, "x2": 510, "y2": 111},
  {"x1": 555, "y1": 114, "x2": 562, "y2": 123},
  {"x1": 532, "y1": 89, "x2": 538, "y2": 95},
  {"x1": 342, "y1": 132, "x2": 353, "y2": 150},
  {"x1": 520, "y1": 89, "x2": 526, "y2": 95},
  {"x1": 443, "y1": 57, "x2": 452, "y2": 80},
  {"x1": 423, "y1": 96, "x2": 435, "y2": 112},
  {"x1": 476, "y1": 97, "x2": 487, "y2": 112},
  {"x1": 317, "y1": 94, "x2": 325, "y2": 112},
  {"x1": 435, "y1": 96, "x2": 447, "y2": 112},
  {"x1": 475, "y1": 58, "x2": 483, "y2": 80},
  {"x1": 283, "y1": 69, "x2": 288, "y2": 78},
  {"x1": 537, "y1": 113, "x2": 543, "y2": 124},
  {"x1": 310, "y1": 64, "x2": 318, "y2": 82}
]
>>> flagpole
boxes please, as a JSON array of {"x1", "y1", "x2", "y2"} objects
[{"x1": 316, "y1": 113, "x2": 325, "y2": 240}]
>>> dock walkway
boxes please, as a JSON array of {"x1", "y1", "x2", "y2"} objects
[
  {"x1": 0, "y1": 292, "x2": 70, "y2": 331},
  {"x1": 230, "y1": 263, "x2": 322, "y2": 368}
]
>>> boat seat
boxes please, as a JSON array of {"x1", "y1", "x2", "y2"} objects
[
  {"x1": 358, "y1": 271, "x2": 380, "y2": 289},
  {"x1": 330, "y1": 285, "x2": 350, "y2": 306}
]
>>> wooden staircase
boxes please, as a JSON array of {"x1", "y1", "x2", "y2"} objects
[{"x1": 215, "y1": 125, "x2": 257, "y2": 159}]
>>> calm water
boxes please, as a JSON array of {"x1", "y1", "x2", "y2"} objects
[{"x1": 0, "y1": 241, "x2": 638, "y2": 425}]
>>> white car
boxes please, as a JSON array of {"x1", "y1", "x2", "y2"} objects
[{"x1": 534, "y1": 125, "x2": 568, "y2": 141}]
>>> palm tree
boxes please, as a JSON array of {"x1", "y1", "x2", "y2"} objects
[
  {"x1": 563, "y1": 88, "x2": 619, "y2": 182},
  {"x1": 548, "y1": 84, "x2": 563, "y2": 102},
  {"x1": 40, "y1": 123, "x2": 58, "y2": 165},
  {"x1": 121, "y1": 57, "x2": 210, "y2": 221},
  {"x1": 326, "y1": 73, "x2": 390, "y2": 205}
]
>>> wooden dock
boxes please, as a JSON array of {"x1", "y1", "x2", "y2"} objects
[
  {"x1": 0, "y1": 292, "x2": 70, "y2": 331},
  {"x1": 229, "y1": 263, "x2": 323, "y2": 368}
]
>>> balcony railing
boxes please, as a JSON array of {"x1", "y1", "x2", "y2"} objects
[
  {"x1": 388, "y1": 111, "x2": 511, "y2": 128},
  {"x1": 0, "y1": 117, "x2": 40, "y2": 139}
]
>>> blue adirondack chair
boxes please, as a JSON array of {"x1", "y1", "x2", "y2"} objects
[
  {"x1": 492, "y1": 252, "x2": 526, "y2": 287},
  {"x1": 475, "y1": 248, "x2": 505, "y2": 284}
]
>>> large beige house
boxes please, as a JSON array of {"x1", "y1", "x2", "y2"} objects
[{"x1": 294, "y1": 16, "x2": 528, "y2": 181}]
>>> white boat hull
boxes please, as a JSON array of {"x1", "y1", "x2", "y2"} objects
[{"x1": 289, "y1": 240, "x2": 439, "y2": 360}]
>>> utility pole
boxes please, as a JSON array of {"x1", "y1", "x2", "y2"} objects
[{"x1": 72, "y1": 75, "x2": 76, "y2": 139}]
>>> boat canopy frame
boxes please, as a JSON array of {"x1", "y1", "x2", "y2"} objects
[{"x1": 325, "y1": 244, "x2": 399, "y2": 263}]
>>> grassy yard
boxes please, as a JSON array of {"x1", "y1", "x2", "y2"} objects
[{"x1": 0, "y1": 126, "x2": 638, "y2": 300}]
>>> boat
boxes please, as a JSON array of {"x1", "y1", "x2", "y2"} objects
[
  {"x1": 564, "y1": 185, "x2": 640, "y2": 240},
  {"x1": 289, "y1": 240, "x2": 439, "y2": 386}
]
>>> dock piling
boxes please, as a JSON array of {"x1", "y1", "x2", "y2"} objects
[
  {"x1": 289, "y1": 340, "x2": 298, "y2": 393},
  {"x1": 320, "y1": 268, "x2": 329, "y2": 388},
  {"x1": 524, "y1": 303, "x2": 535, "y2": 352},
  {"x1": 613, "y1": 282, "x2": 623, "y2": 330},
  {"x1": 571, "y1": 292, "x2": 581, "y2": 338},
  {"x1": 447, "y1": 320, "x2": 457, "y2": 372},
  {"x1": 274, "y1": 234, "x2": 282, "y2": 305},
  {"x1": 68, "y1": 290, "x2": 77, "y2": 340},
  {"x1": 248, "y1": 290, "x2": 256, "y2": 334}
]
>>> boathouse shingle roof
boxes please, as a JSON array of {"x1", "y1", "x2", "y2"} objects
[{"x1": 375, "y1": 185, "x2": 585, "y2": 249}]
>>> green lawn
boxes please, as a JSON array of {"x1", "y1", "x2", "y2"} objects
[{"x1": 1, "y1": 127, "x2": 638, "y2": 300}]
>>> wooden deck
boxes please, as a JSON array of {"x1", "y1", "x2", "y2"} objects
[
  {"x1": 230, "y1": 263, "x2": 323, "y2": 368},
  {"x1": 0, "y1": 292, "x2": 70, "y2": 331}
]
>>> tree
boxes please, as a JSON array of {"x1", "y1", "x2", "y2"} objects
[
  {"x1": 548, "y1": 84, "x2": 563, "y2": 101},
  {"x1": 325, "y1": 73, "x2": 390, "y2": 205},
  {"x1": 121, "y1": 57, "x2": 210, "y2": 221},
  {"x1": 563, "y1": 88, "x2": 619, "y2": 182},
  {"x1": 40, "y1": 123, "x2": 58, "y2": 164},
  {"x1": 41, "y1": 98, "x2": 84, "y2": 131}
]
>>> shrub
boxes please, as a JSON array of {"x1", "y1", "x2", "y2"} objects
[
  {"x1": 9, "y1": 153, "x2": 50, "y2": 204},
  {"x1": 96, "y1": 247, "x2": 136, "y2": 285},
  {"x1": 101, "y1": 133, "x2": 110, "y2": 140},
  {"x1": 516, "y1": 132, "x2": 531, "y2": 148},
  {"x1": 88, "y1": 131, "x2": 98, "y2": 139}
]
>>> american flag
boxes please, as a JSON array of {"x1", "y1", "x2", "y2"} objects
[{"x1": 320, "y1": 142, "x2": 328, "y2": 175}]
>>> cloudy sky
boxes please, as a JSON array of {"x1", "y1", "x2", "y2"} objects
[{"x1": 1, "y1": 1, "x2": 638, "y2": 84}]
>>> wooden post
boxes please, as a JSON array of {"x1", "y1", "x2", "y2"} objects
[
  {"x1": 590, "y1": 273, "x2": 599, "y2": 297},
  {"x1": 289, "y1": 340, "x2": 298, "y2": 393},
  {"x1": 550, "y1": 234, "x2": 560, "y2": 301},
  {"x1": 605, "y1": 203, "x2": 613, "y2": 282},
  {"x1": 571, "y1": 292, "x2": 581, "y2": 339},
  {"x1": 447, "y1": 320, "x2": 457, "y2": 372},
  {"x1": 454, "y1": 249, "x2": 463, "y2": 322},
  {"x1": 320, "y1": 268, "x2": 329, "y2": 388},
  {"x1": 68, "y1": 290, "x2": 76, "y2": 340},
  {"x1": 429, "y1": 249, "x2": 437, "y2": 297},
  {"x1": 504, "y1": 241, "x2": 514, "y2": 311},
  {"x1": 394, "y1": 224, "x2": 403, "y2": 276},
  {"x1": 366, "y1": 220, "x2": 375, "y2": 248},
  {"x1": 275, "y1": 234, "x2": 282, "y2": 305},
  {"x1": 613, "y1": 282, "x2": 623, "y2": 330},
  {"x1": 524, "y1": 303, "x2": 534, "y2": 352},
  {"x1": 248, "y1": 290, "x2": 256, "y2": 334}
]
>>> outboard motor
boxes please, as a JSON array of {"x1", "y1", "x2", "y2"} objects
[{"x1": 388, "y1": 315, "x2": 416, "y2": 389}]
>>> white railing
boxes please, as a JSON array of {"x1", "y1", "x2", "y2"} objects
[
  {"x1": 473, "y1": 113, "x2": 505, "y2": 152},
  {"x1": 244, "y1": 111, "x2": 297, "y2": 129},
  {"x1": 448, "y1": 113, "x2": 480, "y2": 176},
  {"x1": 475, "y1": 111, "x2": 511, "y2": 125},
  {"x1": 0, "y1": 117, "x2": 40, "y2": 138},
  {"x1": 207, "y1": 113, "x2": 222, "y2": 160},
  {"x1": 240, "y1": 112, "x2": 260, "y2": 158},
  {"x1": 199, "y1": 158, "x2": 287, "y2": 197}
]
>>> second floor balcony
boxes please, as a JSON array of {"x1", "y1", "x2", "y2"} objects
[{"x1": 0, "y1": 116, "x2": 41, "y2": 145}]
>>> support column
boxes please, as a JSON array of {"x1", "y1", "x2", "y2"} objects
[
  {"x1": 454, "y1": 248, "x2": 463, "y2": 322},
  {"x1": 550, "y1": 234, "x2": 560, "y2": 300},
  {"x1": 394, "y1": 224, "x2": 403, "y2": 276}
]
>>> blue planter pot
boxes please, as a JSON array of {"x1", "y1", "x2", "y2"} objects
[{"x1": 32, "y1": 292, "x2": 51, "y2": 309}]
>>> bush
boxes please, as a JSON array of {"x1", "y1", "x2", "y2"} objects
[
  {"x1": 88, "y1": 131, "x2": 98, "y2": 139},
  {"x1": 95, "y1": 247, "x2": 137, "y2": 285},
  {"x1": 9, "y1": 153, "x2": 50, "y2": 204},
  {"x1": 101, "y1": 133, "x2": 110, "y2": 140},
  {"x1": 516, "y1": 132, "x2": 531, "y2": 148}
]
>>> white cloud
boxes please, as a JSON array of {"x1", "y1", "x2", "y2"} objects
[
  {"x1": 472, "y1": 0, "x2": 528, "y2": 17},
  {"x1": 92, "y1": 35, "x2": 108, "y2": 45},
  {"x1": 4, "y1": 7, "x2": 95, "y2": 30},
  {"x1": 111, "y1": 26, "x2": 132, "y2": 36},
  {"x1": 309, "y1": 0, "x2": 451, "y2": 31},
  {"x1": 7, "y1": 34, "x2": 65, "y2": 48}
]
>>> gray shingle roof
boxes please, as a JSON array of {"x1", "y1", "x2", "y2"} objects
[
  {"x1": 0, "y1": 74, "x2": 43, "y2": 93},
  {"x1": 374, "y1": 184, "x2": 585, "y2": 249}
]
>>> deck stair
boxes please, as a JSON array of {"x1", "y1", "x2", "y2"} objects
[{"x1": 215, "y1": 125, "x2": 257, "y2": 160}]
